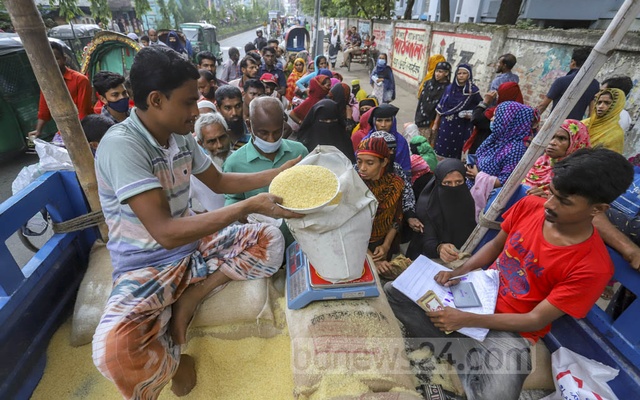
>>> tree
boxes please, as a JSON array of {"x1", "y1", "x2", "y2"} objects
[
  {"x1": 133, "y1": 0, "x2": 151, "y2": 21},
  {"x1": 300, "y1": 0, "x2": 390, "y2": 19},
  {"x1": 403, "y1": 0, "x2": 415, "y2": 20},
  {"x1": 167, "y1": 0, "x2": 181, "y2": 27},
  {"x1": 49, "y1": 0, "x2": 83, "y2": 22},
  {"x1": 495, "y1": 0, "x2": 524, "y2": 25},
  {"x1": 179, "y1": 0, "x2": 206, "y2": 23},
  {"x1": 439, "y1": 0, "x2": 449, "y2": 22},
  {"x1": 90, "y1": 0, "x2": 111, "y2": 26},
  {"x1": 156, "y1": 0, "x2": 171, "y2": 29}
]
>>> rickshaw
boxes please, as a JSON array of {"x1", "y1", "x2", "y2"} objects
[
  {"x1": 179, "y1": 22, "x2": 222, "y2": 64},
  {"x1": 0, "y1": 34, "x2": 78, "y2": 160},
  {"x1": 48, "y1": 23, "x2": 101, "y2": 64},
  {"x1": 80, "y1": 31, "x2": 141, "y2": 83},
  {"x1": 284, "y1": 26, "x2": 310, "y2": 53}
]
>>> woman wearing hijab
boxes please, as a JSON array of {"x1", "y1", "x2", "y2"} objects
[
  {"x1": 296, "y1": 55, "x2": 329, "y2": 91},
  {"x1": 351, "y1": 97, "x2": 378, "y2": 132},
  {"x1": 406, "y1": 159, "x2": 476, "y2": 263},
  {"x1": 286, "y1": 58, "x2": 306, "y2": 102},
  {"x1": 306, "y1": 60, "x2": 315, "y2": 74},
  {"x1": 356, "y1": 137, "x2": 404, "y2": 274},
  {"x1": 415, "y1": 61, "x2": 452, "y2": 144},
  {"x1": 166, "y1": 31, "x2": 188, "y2": 59},
  {"x1": 466, "y1": 101, "x2": 539, "y2": 189},
  {"x1": 365, "y1": 104, "x2": 411, "y2": 174},
  {"x1": 464, "y1": 81, "x2": 524, "y2": 155},
  {"x1": 328, "y1": 28, "x2": 342, "y2": 68},
  {"x1": 582, "y1": 88, "x2": 626, "y2": 153},
  {"x1": 364, "y1": 131, "x2": 422, "y2": 234},
  {"x1": 352, "y1": 106, "x2": 376, "y2": 151},
  {"x1": 297, "y1": 99, "x2": 355, "y2": 162},
  {"x1": 417, "y1": 54, "x2": 446, "y2": 99},
  {"x1": 284, "y1": 53, "x2": 297, "y2": 78},
  {"x1": 410, "y1": 155, "x2": 433, "y2": 201},
  {"x1": 524, "y1": 119, "x2": 590, "y2": 196},
  {"x1": 289, "y1": 75, "x2": 331, "y2": 124},
  {"x1": 330, "y1": 82, "x2": 355, "y2": 134},
  {"x1": 370, "y1": 53, "x2": 396, "y2": 104},
  {"x1": 433, "y1": 64, "x2": 482, "y2": 159}
]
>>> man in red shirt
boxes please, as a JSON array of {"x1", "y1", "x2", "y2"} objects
[
  {"x1": 32, "y1": 42, "x2": 93, "y2": 137},
  {"x1": 385, "y1": 147, "x2": 633, "y2": 400}
]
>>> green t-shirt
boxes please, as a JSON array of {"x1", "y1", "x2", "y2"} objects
[{"x1": 222, "y1": 138, "x2": 308, "y2": 205}]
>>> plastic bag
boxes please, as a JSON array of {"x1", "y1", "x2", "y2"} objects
[
  {"x1": 285, "y1": 145, "x2": 378, "y2": 282},
  {"x1": 541, "y1": 347, "x2": 619, "y2": 400},
  {"x1": 11, "y1": 139, "x2": 74, "y2": 195}
]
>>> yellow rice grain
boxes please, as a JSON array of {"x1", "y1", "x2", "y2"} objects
[{"x1": 270, "y1": 165, "x2": 338, "y2": 209}]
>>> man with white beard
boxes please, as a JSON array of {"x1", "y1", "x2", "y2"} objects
[
  {"x1": 195, "y1": 112, "x2": 232, "y2": 167},
  {"x1": 191, "y1": 112, "x2": 232, "y2": 211}
]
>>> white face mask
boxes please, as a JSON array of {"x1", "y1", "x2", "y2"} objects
[{"x1": 252, "y1": 133, "x2": 282, "y2": 153}]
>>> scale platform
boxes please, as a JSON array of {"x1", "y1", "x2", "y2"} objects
[{"x1": 286, "y1": 241, "x2": 379, "y2": 310}]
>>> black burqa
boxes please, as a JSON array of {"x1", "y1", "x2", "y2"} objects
[
  {"x1": 296, "y1": 99, "x2": 356, "y2": 163},
  {"x1": 406, "y1": 158, "x2": 476, "y2": 260}
]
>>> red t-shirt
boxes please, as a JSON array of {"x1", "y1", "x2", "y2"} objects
[
  {"x1": 38, "y1": 68, "x2": 93, "y2": 121},
  {"x1": 489, "y1": 196, "x2": 613, "y2": 343}
]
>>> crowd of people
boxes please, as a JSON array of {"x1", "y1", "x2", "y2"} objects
[{"x1": 38, "y1": 27, "x2": 640, "y2": 399}]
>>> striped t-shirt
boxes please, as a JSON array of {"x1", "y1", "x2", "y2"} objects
[{"x1": 96, "y1": 109, "x2": 212, "y2": 279}]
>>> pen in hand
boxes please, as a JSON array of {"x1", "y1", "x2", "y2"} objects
[{"x1": 447, "y1": 273, "x2": 470, "y2": 282}]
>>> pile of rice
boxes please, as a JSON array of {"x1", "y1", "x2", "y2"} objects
[{"x1": 270, "y1": 165, "x2": 338, "y2": 210}]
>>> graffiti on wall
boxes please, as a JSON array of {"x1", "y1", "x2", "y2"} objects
[
  {"x1": 430, "y1": 31, "x2": 492, "y2": 88},
  {"x1": 539, "y1": 47, "x2": 571, "y2": 83},
  {"x1": 373, "y1": 24, "x2": 393, "y2": 60},
  {"x1": 391, "y1": 27, "x2": 429, "y2": 81}
]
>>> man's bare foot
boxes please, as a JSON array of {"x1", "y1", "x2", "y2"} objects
[{"x1": 171, "y1": 354, "x2": 197, "y2": 397}]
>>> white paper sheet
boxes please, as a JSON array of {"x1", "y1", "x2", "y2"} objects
[{"x1": 392, "y1": 255, "x2": 499, "y2": 341}]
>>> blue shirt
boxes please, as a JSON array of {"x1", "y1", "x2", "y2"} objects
[
  {"x1": 489, "y1": 71, "x2": 519, "y2": 92},
  {"x1": 257, "y1": 64, "x2": 287, "y2": 89},
  {"x1": 546, "y1": 69, "x2": 599, "y2": 120},
  {"x1": 611, "y1": 166, "x2": 640, "y2": 218},
  {"x1": 222, "y1": 138, "x2": 308, "y2": 204}
]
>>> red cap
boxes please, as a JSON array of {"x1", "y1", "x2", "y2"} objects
[{"x1": 260, "y1": 73, "x2": 278, "y2": 86}]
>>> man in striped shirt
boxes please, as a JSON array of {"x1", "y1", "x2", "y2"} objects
[{"x1": 93, "y1": 46, "x2": 301, "y2": 398}]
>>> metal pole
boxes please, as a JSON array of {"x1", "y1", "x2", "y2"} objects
[{"x1": 311, "y1": 0, "x2": 321, "y2": 57}]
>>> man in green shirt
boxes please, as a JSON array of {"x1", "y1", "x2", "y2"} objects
[{"x1": 223, "y1": 96, "x2": 308, "y2": 205}]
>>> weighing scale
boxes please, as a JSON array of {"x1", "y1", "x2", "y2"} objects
[{"x1": 286, "y1": 241, "x2": 379, "y2": 310}]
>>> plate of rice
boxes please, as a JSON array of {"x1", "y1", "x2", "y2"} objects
[{"x1": 269, "y1": 165, "x2": 340, "y2": 214}]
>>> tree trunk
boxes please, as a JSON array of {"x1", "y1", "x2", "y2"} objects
[
  {"x1": 5, "y1": 0, "x2": 108, "y2": 241},
  {"x1": 439, "y1": 0, "x2": 450, "y2": 22},
  {"x1": 495, "y1": 0, "x2": 524, "y2": 25},
  {"x1": 403, "y1": 0, "x2": 416, "y2": 20}
]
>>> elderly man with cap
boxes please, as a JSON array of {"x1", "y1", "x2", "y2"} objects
[
  {"x1": 363, "y1": 104, "x2": 411, "y2": 175},
  {"x1": 352, "y1": 79, "x2": 368, "y2": 102}
]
